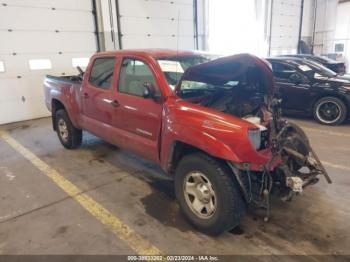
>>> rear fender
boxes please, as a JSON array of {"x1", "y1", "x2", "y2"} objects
[{"x1": 50, "y1": 89, "x2": 80, "y2": 130}]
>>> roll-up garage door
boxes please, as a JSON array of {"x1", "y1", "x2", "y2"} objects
[
  {"x1": 100, "y1": 0, "x2": 196, "y2": 50},
  {"x1": 0, "y1": 0, "x2": 97, "y2": 124},
  {"x1": 269, "y1": 0, "x2": 302, "y2": 56}
]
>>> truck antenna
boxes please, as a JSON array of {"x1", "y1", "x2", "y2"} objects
[{"x1": 176, "y1": 11, "x2": 180, "y2": 56}]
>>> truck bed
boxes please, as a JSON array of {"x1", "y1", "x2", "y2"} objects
[
  {"x1": 45, "y1": 74, "x2": 82, "y2": 84},
  {"x1": 44, "y1": 74, "x2": 83, "y2": 124}
]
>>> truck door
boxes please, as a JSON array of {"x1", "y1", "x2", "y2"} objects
[
  {"x1": 81, "y1": 56, "x2": 120, "y2": 143},
  {"x1": 114, "y1": 57, "x2": 163, "y2": 162}
]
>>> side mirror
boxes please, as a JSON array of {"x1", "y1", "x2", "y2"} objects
[
  {"x1": 289, "y1": 73, "x2": 302, "y2": 84},
  {"x1": 142, "y1": 82, "x2": 156, "y2": 99}
]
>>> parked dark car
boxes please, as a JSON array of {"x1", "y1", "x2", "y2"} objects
[
  {"x1": 267, "y1": 57, "x2": 350, "y2": 125},
  {"x1": 279, "y1": 54, "x2": 346, "y2": 75}
]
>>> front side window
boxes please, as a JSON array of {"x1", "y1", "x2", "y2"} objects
[
  {"x1": 118, "y1": 58, "x2": 160, "y2": 97},
  {"x1": 88, "y1": 57, "x2": 116, "y2": 89},
  {"x1": 271, "y1": 62, "x2": 297, "y2": 80}
]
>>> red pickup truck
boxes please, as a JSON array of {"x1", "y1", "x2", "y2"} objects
[{"x1": 44, "y1": 49, "x2": 331, "y2": 235}]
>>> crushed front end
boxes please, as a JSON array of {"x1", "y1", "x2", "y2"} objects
[
  {"x1": 176, "y1": 53, "x2": 331, "y2": 218},
  {"x1": 232, "y1": 99, "x2": 332, "y2": 220},
  {"x1": 269, "y1": 99, "x2": 331, "y2": 195}
]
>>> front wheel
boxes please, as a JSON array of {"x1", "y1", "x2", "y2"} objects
[
  {"x1": 175, "y1": 153, "x2": 245, "y2": 235},
  {"x1": 313, "y1": 96, "x2": 347, "y2": 125},
  {"x1": 55, "y1": 109, "x2": 82, "y2": 149}
]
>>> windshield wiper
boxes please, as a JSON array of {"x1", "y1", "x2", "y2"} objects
[{"x1": 178, "y1": 88, "x2": 215, "y2": 96}]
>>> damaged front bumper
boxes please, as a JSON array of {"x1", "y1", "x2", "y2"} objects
[
  {"x1": 271, "y1": 121, "x2": 332, "y2": 193},
  {"x1": 228, "y1": 120, "x2": 331, "y2": 215}
]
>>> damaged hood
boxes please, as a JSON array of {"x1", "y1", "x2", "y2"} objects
[{"x1": 176, "y1": 53, "x2": 275, "y2": 95}]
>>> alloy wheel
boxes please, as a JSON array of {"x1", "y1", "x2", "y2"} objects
[
  {"x1": 183, "y1": 171, "x2": 217, "y2": 219},
  {"x1": 316, "y1": 100, "x2": 342, "y2": 124},
  {"x1": 58, "y1": 118, "x2": 69, "y2": 143}
]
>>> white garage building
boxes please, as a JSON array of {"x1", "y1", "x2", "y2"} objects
[{"x1": 0, "y1": 0, "x2": 349, "y2": 124}]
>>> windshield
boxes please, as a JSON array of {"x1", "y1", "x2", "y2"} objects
[
  {"x1": 157, "y1": 55, "x2": 213, "y2": 90},
  {"x1": 314, "y1": 55, "x2": 336, "y2": 63},
  {"x1": 298, "y1": 60, "x2": 337, "y2": 78}
]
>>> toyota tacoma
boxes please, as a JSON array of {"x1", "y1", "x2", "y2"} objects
[{"x1": 44, "y1": 49, "x2": 331, "y2": 235}]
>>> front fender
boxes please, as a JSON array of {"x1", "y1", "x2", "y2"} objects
[{"x1": 160, "y1": 123, "x2": 241, "y2": 171}]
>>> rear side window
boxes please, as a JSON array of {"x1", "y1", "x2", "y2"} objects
[{"x1": 89, "y1": 57, "x2": 116, "y2": 89}]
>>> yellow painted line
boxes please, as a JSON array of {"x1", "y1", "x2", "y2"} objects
[
  {"x1": 322, "y1": 161, "x2": 350, "y2": 172},
  {"x1": 302, "y1": 127, "x2": 350, "y2": 138},
  {"x1": 0, "y1": 130, "x2": 162, "y2": 256}
]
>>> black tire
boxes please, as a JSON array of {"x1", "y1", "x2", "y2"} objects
[
  {"x1": 55, "y1": 109, "x2": 82, "y2": 149},
  {"x1": 313, "y1": 96, "x2": 347, "y2": 125},
  {"x1": 175, "y1": 153, "x2": 245, "y2": 235},
  {"x1": 286, "y1": 122, "x2": 310, "y2": 146},
  {"x1": 282, "y1": 122, "x2": 310, "y2": 170}
]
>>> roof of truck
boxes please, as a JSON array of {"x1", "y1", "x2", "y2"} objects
[{"x1": 96, "y1": 48, "x2": 209, "y2": 59}]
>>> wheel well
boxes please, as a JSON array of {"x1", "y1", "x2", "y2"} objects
[
  {"x1": 167, "y1": 141, "x2": 204, "y2": 175},
  {"x1": 312, "y1": 94, "x2": 349, "y2": 117},
  {"x1": 168, "y1": 141, "x2": 250, "y2": 203},
  {"x1": 52, "y1": 99, "x2": 65, "y2": 130},
  {"x1": 168, "y1": 141, "x2": 233, "y2": 174}
]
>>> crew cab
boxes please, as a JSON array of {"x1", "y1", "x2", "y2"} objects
[{"x1": 44, "y1": 49, "x2": 331, "y2": 235}]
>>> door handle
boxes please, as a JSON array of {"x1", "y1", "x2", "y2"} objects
[
  {"x1": 83, "y1": 93, "x2": 89, "y2": 99},
  {"x1": 102, "y1": 98, "x2": 119, "y2": 107},
  {"x1": 110, "y1": 100, "x2": 120, "y2": 107}
]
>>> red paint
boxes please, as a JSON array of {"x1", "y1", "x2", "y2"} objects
[{"x1": 44, "y1": 49, "x2": 280, "y2": 173}]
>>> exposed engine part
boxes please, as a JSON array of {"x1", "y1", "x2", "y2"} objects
[
  {"x1": 263, "y1": 189, "x2": 270, "y2": 222},
  {"x1": 286, "y1": 176, "x2": 303, "y2": 193}
]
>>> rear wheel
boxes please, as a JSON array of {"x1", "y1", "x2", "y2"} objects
[
  {"x1": 313, "y1": 97, "x2": 347, "y2": 125},
  {"x1": 55, "y1": 109, "x2": 82, "y2": 149},
  {"x1": 175, "y1": 153, "x2": 245, "y2": 235}
]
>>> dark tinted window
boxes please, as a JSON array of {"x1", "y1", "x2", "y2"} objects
[
  {"x1": 271, "y1": 62, "x2": 296, "y2": 79},
  {"x1": 118, "y1": 58, "x2": 160, "y2": 97},
  {"x1": 313, "y1": 55, "x2": 336, "y2": 63},
  {"x1": 89, "y1": 58, "x2": 116, "y2": 89},
  {"x1": 335, "y1": 43, "x2": 344, "y2": 52},
  {"x1": 300, "y1": 60, "x2": 337, "y2": 78}
]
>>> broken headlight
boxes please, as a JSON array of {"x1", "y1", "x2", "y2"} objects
[{"x1": 248, "y1": 128, "x2": 261, "y2": 150}]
